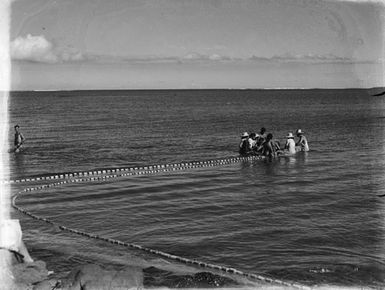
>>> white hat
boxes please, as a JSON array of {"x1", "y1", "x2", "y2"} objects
[
  {"x1": 296, "y1": 129, "x2": 304, "y2": 135},
  {"x1": 241, "y1": 132, "x2": 249, "y2": 138},
  {"x1": 286, "y1": 132, "x2": 294, "y2": 138}
]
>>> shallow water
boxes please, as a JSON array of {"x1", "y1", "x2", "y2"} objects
[{"x1": 8, "y1": 89, "x2": 385, "y2": 288}]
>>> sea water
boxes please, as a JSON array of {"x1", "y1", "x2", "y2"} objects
[{"x1": 8, "y1": 89, "x2": 385, "y2": 288}]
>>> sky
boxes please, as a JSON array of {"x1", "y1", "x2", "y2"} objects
[{"x1": 8, "y1": 0, "x2": 385, "y2": 90}]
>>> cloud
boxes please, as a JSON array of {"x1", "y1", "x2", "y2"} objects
[
  {"x1": 10, "y1": 34, "x2": 83, "y2": 63},
  {"x1": 182, "y1": 52, "x2": 232, "y2": 62},
  {"x1": 86, "y1": 52, "x2": 235, "y2": 64},
  {"x1": 11, "y1": 37, "x2": 360, "y2": 65},
  {"x1": 121, "y1": 52, "x2": 355, "y2": 64},
  {"x1": 249, "y1": 53, "x2": 354, "y2": 63}
]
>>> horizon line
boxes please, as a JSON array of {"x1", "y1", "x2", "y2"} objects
[{"x1": 6, "y1": 86, "x2": 384, "y2": 92}]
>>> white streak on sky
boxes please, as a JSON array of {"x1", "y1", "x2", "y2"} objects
[{"x1": 0, "y1": 0, "x2": 12, "y2": 288}]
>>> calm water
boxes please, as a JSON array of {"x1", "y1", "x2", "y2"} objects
[{"x1": 8, "y1": 89, "x2": 385, "y2": 288}]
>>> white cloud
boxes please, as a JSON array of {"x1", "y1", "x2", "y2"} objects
[
  {"x1": 10, "y1": 34, "x2": 83, "y2": 63},
  {"x1": 11, "y1": 34, "x2": 57, "y2": 63},
  {"x1": 208, "y1": 53, "x2": 224, "y2": 61},
  {"x1": 182, "y1": 53, "x2": 205, "y2": 61},
  {"x1": 249, "y1": 53, "x2": 354, "y2": 63},
  {"x1": 182, "y1": 52, "x2": 232, "y2": 61}
]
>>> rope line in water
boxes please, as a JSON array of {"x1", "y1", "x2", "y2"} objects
[
  {"x1": 11, "y1": 155, "x2": 310, "y2": 289},
  {"x1": 5, "y1": 156, "x2": 263, "y2": 184}
]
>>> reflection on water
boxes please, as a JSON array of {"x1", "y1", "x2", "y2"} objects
[{"x1": 13, "y1": 152, "x2": 27, "y2": 177}]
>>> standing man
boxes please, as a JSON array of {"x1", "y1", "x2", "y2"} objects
[
  {"x1": 284, "y1": 132, "x2": 296, "y2": 154},
  {"x1": 295, "y1": 129, "x2": 309, "y2": 152},
  {"x1": 262, "y1": 133, "x2": 277, "y2": 158},
  {"x1": 257, "y1": 127, "x2": 266, "y2": 147},
  {"x1": 239, "y1": 132, "x2": 251, "y2": 155},
  {"x1": 14, "y1": 125, "x2": 25, "y2": 153}
]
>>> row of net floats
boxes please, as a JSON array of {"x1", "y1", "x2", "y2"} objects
[
  {"x1": 12, "y1": 156, "x2": 310, "y2": 289},
  {"x1": 12, "y1": 189, "x2": 309, "y2": 290},
  {"x1": 11, "y1": 154, "x2": 311, "y2": 289},
  {"x1": 6, "y1": 155, "x2": 264, "y2": 185},
  {"x1": 11, "y1": 156, "x2": 311, "y2": 289}
]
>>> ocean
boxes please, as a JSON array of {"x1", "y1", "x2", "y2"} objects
[{"x1": 8, "y1": 89, "x2": 385, "y2": 288}]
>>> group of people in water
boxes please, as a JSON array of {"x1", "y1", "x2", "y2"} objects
[
  {"x1": 239, "y1": 127, "x2": 309, "y2": 158},
  {"x1": 13, "y1": 123, "x2": 309, "y2": 158}
]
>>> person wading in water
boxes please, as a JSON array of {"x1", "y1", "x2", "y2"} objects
[{"x1": 14, "y1": 125, "x2": 25, "y2": 153}]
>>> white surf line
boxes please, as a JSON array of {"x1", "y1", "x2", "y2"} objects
[{"x1": 11, "y1": 155, "x2": 310, "y2": 289}]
